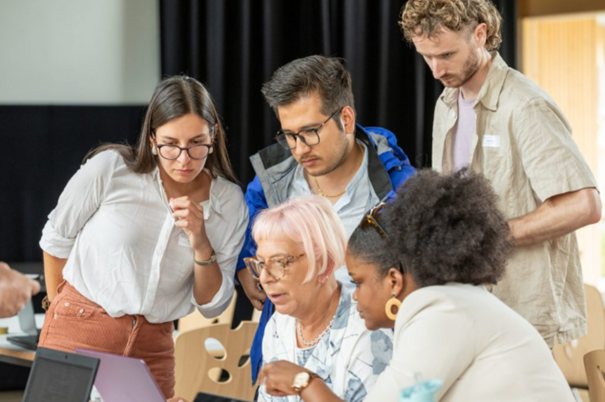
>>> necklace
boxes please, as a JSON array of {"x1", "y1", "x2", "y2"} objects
[
  {"x1": 296, "y1": 285, "x2": 341, "y2": 347},
  {"x1": 297, "y1": 315, "x2": 335, "y2": 347},
  {"x1": 312, "y1": 143, "x2": 364, "y2": 198},
  {"x1": 313, "y1": 176, "x2": 346, "y2": 198}
]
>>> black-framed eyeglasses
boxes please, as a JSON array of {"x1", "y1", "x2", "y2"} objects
[
  {"x1": 275, "y1": 107, "x2": 343, "y2": 150},
  {"x1": 156, "y1": 143, "x2": 212, "y2": 160},
  {"x1": 365, "y1": 202, "x2": 388, "y2": 238},
  {"x1": 244, "y1": 253, "x2": 306, "y2": 281}
]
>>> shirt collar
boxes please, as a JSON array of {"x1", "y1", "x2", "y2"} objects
[
  {"x1": 440, "y1": 52, "x2": 508, "y2": 112},
  {"x1": 207, "y1": 173, "x2": 222, "y2": 215},
  {"x1": 345, "y1": 140, "x2": 369, "y2": 192},
  {"x1": 475, "y1": 52, "x2": 508, "y2": 112}
]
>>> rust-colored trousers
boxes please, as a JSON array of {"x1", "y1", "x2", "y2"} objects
[{"x1": 39, "y1": 281, "x2": 175, "y2": 399}]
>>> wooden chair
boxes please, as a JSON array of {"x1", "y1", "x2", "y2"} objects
[
  {"x1": 174, "y1": 321, "x2": 258, "y2": 402},
  {"x1": 178, "y1": 293, "x2": 237, "y2": 333},
  {"x1": 553, "y1": 284, "x2": 605, "y2": 388},
  {"x1": 251, "y1": 307, "x2": 262, "y2": 323},
  {"x1": 584, "y1": 350, "x2": 605, "y2": 402}
]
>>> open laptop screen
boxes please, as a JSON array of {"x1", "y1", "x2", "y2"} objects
[{"x1": 23, "y1": 347, "x2": 99, "y2": 402}]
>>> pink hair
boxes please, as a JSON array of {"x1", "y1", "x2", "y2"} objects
[{"x1": 251, "y1": 195, "x2": 347, "y2": 283}]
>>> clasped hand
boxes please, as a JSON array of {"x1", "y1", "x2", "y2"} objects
[{"x1": 170, "y1": 196, "x2": 210, "y2": 252}]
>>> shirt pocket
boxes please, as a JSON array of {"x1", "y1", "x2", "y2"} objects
[
  {"x1": 479, "y1": 142, "x2": 518, "y2": 215},
  {"x1": 479, "y1": 134, "x2": 512, "y2": 181}
]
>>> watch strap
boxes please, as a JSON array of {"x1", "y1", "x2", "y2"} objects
[{"x1": 194, "y1": 251, "x2": 216, "y2": 266}]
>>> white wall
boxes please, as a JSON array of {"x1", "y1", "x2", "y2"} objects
[{"x1": 0, "y1": 0, "x2": 160, "y2": 104}]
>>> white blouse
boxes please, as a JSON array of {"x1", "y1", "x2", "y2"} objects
[
  {"x1": 364, "y1": 283, "x2": 574, "y2": 402},
  {"x1": 40, "y1": 150, "x2": 248, "y2": 323}
]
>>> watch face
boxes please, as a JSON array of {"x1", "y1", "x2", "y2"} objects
[{"x1": 293, "y1": 372, "x2": 311, "y2": 389}]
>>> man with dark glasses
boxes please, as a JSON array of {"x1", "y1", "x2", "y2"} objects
[{"x1": 234, "y1": 55, "x2": 415, "y2": 383}]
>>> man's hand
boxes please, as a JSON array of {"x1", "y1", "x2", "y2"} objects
[
  {"x1": 237, "y1": 268, "x2": 266, "y2": 310},
  {"x1": 0, "y1": 262, "x2": 41, "y2": 318}
]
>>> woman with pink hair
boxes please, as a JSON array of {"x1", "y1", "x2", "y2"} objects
[{"x1": 245, "y1": 195, "x2": 392, "y2": 402}]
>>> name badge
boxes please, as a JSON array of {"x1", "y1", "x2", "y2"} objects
[
  {"x1": 482, "y1": 135, "x2": 500, "y2": 148},
  {"x1": 178, "y1": 233, "x2": 191, "y2": 247}
]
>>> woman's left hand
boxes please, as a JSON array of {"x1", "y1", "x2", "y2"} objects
[
  {"x1": 170, "y1": 196, "x2": 210, "y2": 251},
  {"x1": 259, "y1": 360, "x2": 307, "y2": 397}
]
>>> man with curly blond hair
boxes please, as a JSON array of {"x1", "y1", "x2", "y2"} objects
[{"x1": 401, "y1": 0, "x2": 601, "y2": 349}]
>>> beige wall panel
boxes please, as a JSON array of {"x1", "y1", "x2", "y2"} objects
[
  {"x1": 519, "y1": 0, "x2": 605, "y2": 18},
  {"x1": 522, "y1": 17, "x2": 601, "y2": 284}
]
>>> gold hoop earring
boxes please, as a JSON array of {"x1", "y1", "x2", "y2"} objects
[
  {"x1": 151, "y1": 145, "x2": 158, "y2": 156},
  {"x1": 385, "y1": 293, "x2": 401, "y2": 321}
]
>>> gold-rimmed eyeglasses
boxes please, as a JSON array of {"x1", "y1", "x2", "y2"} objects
[{"x1": 244, "y1": 253, "x2": 306, "y2": 281}]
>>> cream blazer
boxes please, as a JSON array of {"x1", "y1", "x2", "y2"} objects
[{"x1": 364, "y1": 283, "x2": 574, "y2": 402}]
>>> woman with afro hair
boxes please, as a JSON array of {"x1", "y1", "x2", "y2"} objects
[{"x1": 260, "y1": 169, "x2": 573, "y2": 402}]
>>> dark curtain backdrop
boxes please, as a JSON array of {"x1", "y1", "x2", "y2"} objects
[
  {"x1": 0, "y1": 0, "x2": 516, "y2": 265},
  {"x1": 159, "y1": 0, "x2": 516, "y2": 186},
  {"x1": 159, "y1": 0, "x2": 516, "y2": 329},
  {"x1": 0, "y1": 106, "x2": 145, "y2": 263}
]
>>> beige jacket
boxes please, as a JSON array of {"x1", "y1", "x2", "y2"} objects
[{"x1": 432, "y1": 53, "x2": 597, "y2": 346}]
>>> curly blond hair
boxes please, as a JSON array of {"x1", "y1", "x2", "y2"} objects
[{"x1": 400, "y1": 0, "x2": 502, "y2": 51}]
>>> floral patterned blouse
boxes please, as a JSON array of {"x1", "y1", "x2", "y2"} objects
[{"x1": 259, "y1": 284, "x2": 393, "y2": 402}]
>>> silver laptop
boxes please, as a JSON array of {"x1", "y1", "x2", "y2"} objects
[
  {"x1": 75, "y1": 348, "x2": 250, "y2": 402},
  {"x1": 75, "y1": 349, "x2": 166, "y2": 402}
]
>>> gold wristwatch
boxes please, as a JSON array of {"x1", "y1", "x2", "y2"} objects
[
  {"x1": 292, "y1": 371, "x2": 319, "y2": 394},
  {"x1": 42, "y1": 295, "x2": 51, "y2": 311}
]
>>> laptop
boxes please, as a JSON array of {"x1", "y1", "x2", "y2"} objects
[
  {"x1": 7, "y1": 299, "x2": 40, "y2": 350},
  {"x1": 22, "y1": 347, "x2": 99, "y2": 402},
  {"x1": 75, "y1": 349, "x2": 251, "y2": 402},
  {"x1": 76, "y1": 349, "x2": 167, "y2": 402}
]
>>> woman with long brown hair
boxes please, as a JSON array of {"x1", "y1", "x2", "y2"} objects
[{"x1": 38, "y1": 76, "x2": 247, "y2": 399}]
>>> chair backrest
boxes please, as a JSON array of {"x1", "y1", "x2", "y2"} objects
[
  {"x1": 178, "y1": 293, "x2": 237, "y2": 333},
  {"x1": 584, "y1": 350, "x2": 605, "y2": 402},
  {"x1": 251, "y1": 307, "x2": 261, "y2": 323},
  {"x1": 174, "y1": 321, "x2": 258, "y2": 402},
  {"x1": 553, "y1": 284, "x2": 605, "y2": 387}
]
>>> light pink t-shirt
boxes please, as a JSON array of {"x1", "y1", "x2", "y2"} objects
[{"x1": 451, "y1": 91, "x2": 476, "y2": 172}]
